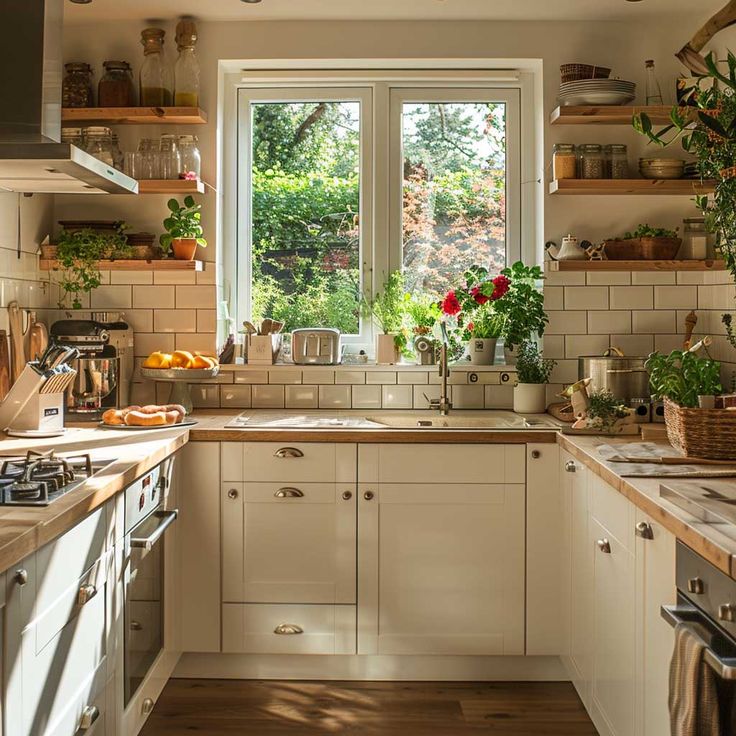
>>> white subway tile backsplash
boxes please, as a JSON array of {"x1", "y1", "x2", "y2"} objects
[
  {"x1": 175, "y1": 333, "x2": 217, "y2": 354},
  {"x1": 319, "y1": 385, "x2": 351, "y2": 408},
  {"x1": 585, "y1": 272, "x2": 631, "y2": 286},
  {"x1": 190, "y1": 384, "x2": 221, "y2": 409},
  {"x1": 110, "y1": 271, "x2": 153, "y2": 285},
  {"x1": 484, "y1": 384, "x2": 513, "y2": 409},
  {"x1": 587, "y1": 311, "x2": 631, "y2": 335},
  {"x1": 268, "y1": 369, "x2": 302, "y2": 384},
  {"x1": 654, "y1": 285, "x2": 698, "y2": 310},
  {"x1": 632, "y1": 272, "x2": 676, "y2": 285},
  {"x1": 175, "y1": 285, "x2": 216, "y2": 309},
  {"x1": 654, "y1": 334, "x2": 686, "y2": 354},
  {"x1": 382, "y1": 384, "x2": 413, "y2": 409},
  {"x1": 252, "y1": 384, "x2": 285, "y2": 409},
  {"x1": 133, "y1": 285, "x2": 175, "y2": 309},
  {"x1": 352, "y1": 385, "x2": 382, "y2": 409},
  {"x1": 610, "y1": 334, "x2": 654, "y2": 356},
  {"x1": 153, "y1": 270, "x2": 197, "y2": 285},
  {"x1": 543, "y1": 286, "x2": 563, "y2": 310},
  {"x1": 550, "y1": 359, "x2": 578, "y2": 385},
  {"x1": 543, "y1": 335, "x2": 565, "y2": 359},
  {"x1": 154, "y1": 309, "x2": 196, "y2": 333},
  {"x1": 197, "y1": 310, "x2": 216, "y2": 333},
  {"x1": 414, "y1": 385, "x2": 447, "y2": 409},
  {"x1": 565, "y1": 334, "x2": 609, "y2": 358},
  {"x1": 285, "y1": 385, "x2": 318, "y2": 409},
  {"x1": 366, "y1": 371, "x2": 397, "y2": 384},
  {"x1": 220, "y1": 385, "x2": 252, "y2": 408},
  {"x1": 300, "y1": 368, "x2": 335, "y2": 384},
  {"x1": 90, "y1": 285, "x2": 132, "y2": 309},
  {"x1": 122, "y1": 309, "x2": 153, "y2": 333},
  {"x1": 397, "y1": 371, "x2": 429, "y2": 385},
  {"x1": 564, "y1": 286, "x2": 609, "y2": 310},
  {"x1": 335, "y1": 370, "x2": 365, "y2": 385},
  {"x1": 545, "y1": 270, "x2": 585, "y2": 286},
  {"x1": 452, "y1": 385, "x2": 484, "y2": 409},
  {"x1": 610, "y1": 286, "x2": 653, "y2": 310},
  {"x1": 632, "y1": 310, "x2": 676, "y2": 334},
  {"x1": 234, "y1": 370, "x2": 269, "y2": 384},
  {"x1": 546, "y1": 310, "x2": 587, "y2": 335},
  {"x1": 135, "y1": 332, "x2": 174, "y2": 357}
]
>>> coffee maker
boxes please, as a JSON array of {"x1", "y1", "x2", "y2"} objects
[{"x1": 49, "y1": 314, "x2": 134, "y2": 417}]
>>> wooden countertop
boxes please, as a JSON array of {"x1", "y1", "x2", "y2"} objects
[{"x1": 558, "y1": 434, "x2": 736, "y2": 580}]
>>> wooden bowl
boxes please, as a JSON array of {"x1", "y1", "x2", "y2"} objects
[{"x1": 603, "y1": 237, "x2": 682, "y2": 260}]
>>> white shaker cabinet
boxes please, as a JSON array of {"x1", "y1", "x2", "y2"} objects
[{"x1": 357, "y1": 444, "x2": 526, "y2": 656}]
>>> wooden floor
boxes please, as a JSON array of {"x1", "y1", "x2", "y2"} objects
[{"x1": 139, "y1": 679, "x2": 599, "y2": 735}]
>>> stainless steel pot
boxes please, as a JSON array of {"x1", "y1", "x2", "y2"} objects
[{"x1": 577, "y1": 348, "x2": 650, "y2": 401}]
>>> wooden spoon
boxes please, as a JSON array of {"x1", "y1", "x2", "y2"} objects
[
  {"x1": 7, "y1": 301, "x2": 25, "y2": 383},
  {"x1": 0, "y1": 330, "x2": 10, "y2": 401}
]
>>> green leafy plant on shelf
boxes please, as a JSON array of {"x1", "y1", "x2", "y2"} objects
[
  {"x1": 645, "y1": 348, "x2": 722, "y2": 408},
  {"x1": 159, "y1": 196, "x2": 208, "y2": 253},
  {"x1": 492, "y1": 261, "x2": 548, "y2": 350},
  {"x1": 515, "y1": 340, "x2": 556, "y2": 385},
  {"x1": 56, "y1": 227, "x2": 131, "y2": 309},
  {"x1": 620, "y1": 224, "x2": 679, "y2": 240}
]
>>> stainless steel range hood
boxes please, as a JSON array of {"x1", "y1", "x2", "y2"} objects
[{"x1": 0, "y1": 0, "x2": 138, "y2": 194}]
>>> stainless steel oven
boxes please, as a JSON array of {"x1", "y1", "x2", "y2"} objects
[{"x1": 123, "y1": 457, "x2": 178, "y2": 705}]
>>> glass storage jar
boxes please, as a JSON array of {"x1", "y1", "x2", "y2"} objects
[
  {"x1": 578, "y1": 144, "x2": 605, "y2": 179},
  {"x1": 174, "y1": 18, "x2": 200, "y2": 107},
  {"x1": 98, "y1": 61, "x2": 135, "y2": 107},
  {"x1": 137, "y1": 138, "x2": 159, "y2": 179},
  {"x1": 139, "y1": 28, "x2": 173, "y2": 106},
  {"x1": 178, "y1": 134, "x2": 201, "y2": 178},
  {"x1": 604, "y1": 144, "x2": 629, "y2": 179},
  {"x1": 681, "y1": 217, "x2": 714, "y2": 260},
  {"x1": 111, "y1": 134, "x2": 124, "y2": 171},
  {"x1": 84, "y1": 127, "x2": 114, "y2": 166},
  {"x1": 552, "y1": 143, "x2": 577, "y2": 180},
  {"x1": 62, "y1": 63, "x2": 93, "y2": 108},
  {"x1": 159, "y1": 134, "x2": 181, "y2": 179},
  {"x1": 61, "y1": 127, "x2": 84, "y2": 148}
]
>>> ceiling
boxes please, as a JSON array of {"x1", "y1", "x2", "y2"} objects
[{"x1": 64, "y1": 0, "x2": 720, "y2": 24}]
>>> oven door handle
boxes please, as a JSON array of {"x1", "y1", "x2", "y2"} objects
[
  {"x1": 130, "y1": 509, "x2": 178, "y2": 551},
  {"x1": 661, "y1": 604, "x2": 736, "y2": 680}
]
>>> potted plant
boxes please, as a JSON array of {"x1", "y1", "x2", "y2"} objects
[
  {"x1": 362, "y1": 271, "x2": 407, "y2": 364},
  {"x1": 582, "y1": 389, "x2": 636, "y2": 433},
  {"x1": 513, "y1": 339, "x2": 556, "y2": 414},
  {"x1": 462, "y1": 305, "x2": 504, "y2": 365},
  {"x1": 492, "y1": 261, "x2": 548, "y2": 363},
  {"x1": 602, "y1": 224, "x2": 681, "y2": 261},
  {"x1": 160, "y1": 196, "x2": 207, "y2": 260},
  {"x1": 404, "y1": 293, "x2": 441, "y2": 364},
  {"x1": 646, "y1": 344, "x2": 722, "y2": 409},
  {"x1": 55, "y1": 227, "x2": 131, "y2": 309}
]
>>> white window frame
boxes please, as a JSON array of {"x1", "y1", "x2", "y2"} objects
[{"x1": 222, "y1": 64, "x2": 536, "y2": 349}]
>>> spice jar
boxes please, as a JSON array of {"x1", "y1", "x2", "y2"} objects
[
  {"x1": 98, "y1": 61, "x2": 135, "y2": 107},
  {"x1": 139, "y1": 28, "x2": 173, "y2": 106},
  {"x1": 552, "y1": 143, "x2": 577, "y2": 180},
  {"x1": 174, "y1": 18, "x2": 200, "y2": 107},
  {"x1": 178, "y1": 134, "x2": 201, "y2": 178},
  {"x1": 604, "y1": 144, "x2": 628, "y2": 179},
  {"x1": 681, "y1": 217, "x2": 714, "y2": 260},
  {"x1": 578, "y1": 144, "x2": 604, "y2": 179},
  {"x1": 84, "y1": 127, "x2": 114, "y2": 166},
  {"x1": 62, "y1": 63, "x2": 94, "y2": 108}
]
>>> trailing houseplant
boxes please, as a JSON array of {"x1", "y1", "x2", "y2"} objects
[
  {"x1": 56, "y1": 227, "x2": 131, "y2": 309},
  {"x1": 513, "y1": 339, "x2": 556, "y2": 414},
  {"x1": 361, "y1": 271, "x2": 407, "y2": 364},
  {"x1": 160, "y1": 195, "x2": 207, "y2": 260}
]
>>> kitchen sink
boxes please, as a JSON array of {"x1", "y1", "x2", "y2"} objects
[{"x1": 225, "y1": 411, "x2": 560, "y2": 430}]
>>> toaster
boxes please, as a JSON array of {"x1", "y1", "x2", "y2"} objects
[{"x1": 291, "y1": 328, "x2": 342, "y2": 365}]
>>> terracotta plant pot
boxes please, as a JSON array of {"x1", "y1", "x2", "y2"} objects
[
  {"x1": 40, "y1": 245, "x2": 58, "y2": 260},
  {"x1": 376, "y1": 333, "x2": 400, "y2": 365},
  {"x1": 171, "y1": 237, "x2": 198, "y2": 261},
  {"x1": 467, "y1": 337, "x2": 497, "y2": 366},
  {"x1": 513, "y1": 382, "x2": 547, "y2": 414}
]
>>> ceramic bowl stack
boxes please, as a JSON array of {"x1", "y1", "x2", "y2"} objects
[
  {"x1": 558, "y1": 79, "x2": 636, "y2": 106},
  {"x1": 639, "y1": 158, "x2": 685, "y2": 180}
]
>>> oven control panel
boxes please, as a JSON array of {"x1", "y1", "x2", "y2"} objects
[{"x1": 124, "y1": 460, "x2": 170, "y2": 533}]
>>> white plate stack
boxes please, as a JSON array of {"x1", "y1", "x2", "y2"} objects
[{"x1": 558, "y1": 79, "x2": 636, "y2": 106}]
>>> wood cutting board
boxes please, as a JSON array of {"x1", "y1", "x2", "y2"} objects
[
  {"x1": 28, "y1": 321, "x2": 47, "y2": 362},
  {"x1": 7, "y1": 301, "x2": 24, "y2": 383},
  {"x1": 0, "y1": 330, "x2": 10, "y2": 401}
]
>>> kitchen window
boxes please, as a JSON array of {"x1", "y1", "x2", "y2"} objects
[{"x1": 235, "y1": 80, "x2": 521, "y2": 343}]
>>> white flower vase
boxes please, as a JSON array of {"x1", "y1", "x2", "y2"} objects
[
  {"x1": 468, "y1": 337, "x2": 497, "y2": 365},
  {"x1": 376, "y1": 333, "x2": 400, "y2": 365},
  {"x1": 513, "y1": 382, "x2": 547, "y2": 414}
]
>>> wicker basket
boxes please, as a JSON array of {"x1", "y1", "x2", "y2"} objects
[
  {"x1": 664, "y1": 398, "x2": 736, "y2": 459},
  {"x1": 560, "y1": 63, "x2": 612, "y2": 83},
  {"x1": 603, "y1": 237, "x2": 682, "y2": 260}
]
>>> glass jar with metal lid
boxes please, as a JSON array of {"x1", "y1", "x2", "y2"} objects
[
  {"x1": 681, "y1": 217, "x2": 715, "y2": 260},
  {"x1": 552, "y1": 143, "x2": 577, "y2": 180},
  {"x1": 604, "y1": 144, "x2": 628, "y2": 179},
  {"x1": 62, "y1": 62, "x2": 93, "y2": 108},
  {"x1": 61, "y1": 128, "x2": 84, "y2": 148},
  {"x1": 578, "y1": 144, "x2": 605, "y2": 179},
  {"x1": 98, "y1": 61, "x2": 135, "y2": 107},
  {"x1": 84, "y1": 127, "x2": 114, "y2": 166}
]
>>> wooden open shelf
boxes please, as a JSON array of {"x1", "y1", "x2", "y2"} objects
[
  {"x1": 61, "y1": 107, "x2": 207, "y2": 125},
  {"x1": 137, "y1": 179, "x2": 206, "y2": 195},
  {"x1": 549, "y1": 178, "x2": 715, "y2": 195},
  {"x1": 40, "y1": 259, "x2": 205, "y2": 271},
  {"x1": 549, "y1": 105, "x2": 684, "y2": 126},
  {"x1": 546, "y1": 259, "x2": 725, "y2": 272}
]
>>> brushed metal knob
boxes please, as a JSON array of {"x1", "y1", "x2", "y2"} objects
[
  {"x1": 227, "y1": 488, "x2": 239, "y2": 500},
  {"x1": 531, "y1": 450, "x2": 541, "y2": 459},
  {"x1": 142, "y1": 698, "x2": 155, "y2": 716},
  {"x1": 78, "y1": 705, "x2": 100, "y2": 731},
  {"x1": 342, "y1": 491, "x2": 353, "y2": 500},
  {"x1": 77, "y1": 584, "x2": 97, "y2": 606},
  {"x1": 565, "y1": 460, "x2": 577, "y2": 473},
  {"x1": 688, "y1": 577, "x2": 705, "y2": 595},
  {"x1": 596, "y1": 539, "x2": 611, "y2": 554},
  {"x1": 14, "y1": 569, "x2": 28, "y2": 586},
  {"x1": 719, "y1": 603, "x2": 736, "y2": 622},
  {"x1": 635, "y1": 521, "x2": 654, "y2": 540},
  {"x1": 363, "y1": 491, "x2": 374, "y2": 501}
]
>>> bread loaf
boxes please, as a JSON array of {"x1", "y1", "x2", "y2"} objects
[
  {"x1": 124, "y1": 410, "x2": 168, "y2": 427},
  {"x1": 102, "y1": 408, "x2": 125, "y2": 425}
]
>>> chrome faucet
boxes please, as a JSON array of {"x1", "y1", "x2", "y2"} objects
[{"x1": 427, "y1": 322, "x2": 452, "y2": 415}]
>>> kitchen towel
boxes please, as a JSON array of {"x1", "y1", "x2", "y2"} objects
[{"x1": 669, "y1": 622, "x2": 720, "y2": 736}]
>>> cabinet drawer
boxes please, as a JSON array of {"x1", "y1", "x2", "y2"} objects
[
  {"x1": 222, "y1": 603, "x2": 356, "y2": 654},
  {"x1": 44, "y1": 663, "x2": 107, "y2": 736},
  {"x1": 368, "y1": 445, "x2": 525, "y2": 484},
  {"x1": 590, "y1": 475, "x2": 634, "y2": 551}
]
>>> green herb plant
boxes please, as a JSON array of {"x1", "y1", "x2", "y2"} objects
[
  {"x1": 466, "y1": 305, "x2": 504, "y2": 340},
  {"x1": 56, "y1": 227, "x2": 130, "y2": 309},
  {"x1": 515, "y1": 340, "x2": 556, "y2": 385},
  {"x1": 621, "y1": 224, "x2": 678, "y2": 240},
  {"x1": 645, "y1": 349, "x2": 722, "y2": 408},
  {"x1": 403, "y1": 293, "x2": 441, "y2": 335},
  {"x1": 493, "y1": 261, "x2": 548, "y2": 349},
  {"x1": 361, "y1": 271, "x2": 408, "y2": 352},
  {"x1": 159, "y1": 196, "x2": 207, "y2": 253},
  {"x1": 586, "y1": 389, "x2": 630, "y2": 432}
]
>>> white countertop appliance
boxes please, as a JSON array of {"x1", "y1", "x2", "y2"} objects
[{"x1": 291, "y1": 328, "x2": 342, "y2": 365}]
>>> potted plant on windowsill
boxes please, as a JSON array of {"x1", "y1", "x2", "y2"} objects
[
  {"x1": 404, "y1": 294, "x2": 441, "y2": 364},
  {"x1": 463, "y1": 306, "x2": 504, "y2": 365},
  {"x1": 160, "y1": 195, "x2": 207, "y2": 261},
  {"x1": 513, "y1": 339, "x2": 556, "y2": 414},
  {"x1": 362, "y1": 271, "x2": 407, "y2": 364}
]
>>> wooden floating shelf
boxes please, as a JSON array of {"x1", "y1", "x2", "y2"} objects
[
  {"x1": 549, "y1": 178, "x2": 715, "y2": 195},
  {"x1": 549, "y1": 105, "x2": 681, "y2": 126},
  {"x1": 61, "y1": 106, "x2": 208, "y2": 125},
  {"x1": 40, "y1": 259, "x2": 204, "y2": 271},
  {"x1": 546, "y1": 259, "x2": 726, "y2": 272},
  {"x1": 137, "y1": 179, "x2": 206, "y2": 194}
]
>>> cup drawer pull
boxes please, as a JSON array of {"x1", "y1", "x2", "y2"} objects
[
  {"x1": 274, "y1": 447, "x2": 304, "y2": 459},
  {"x1": 274, "y1": 487, "x2": 304, "y2": 498},
  {"x1": 77, "y1": 583, "x2": 97, "y2": 606},
  {"x1": 274, "y1": 623, "x2": 304, "y2": 635},
  {"x1": 78, "y1": 704, "x2": 100, "y2": 731}
]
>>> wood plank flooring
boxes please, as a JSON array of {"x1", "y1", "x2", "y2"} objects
[{"x1": 139, "y1": 679, "x2": 598, "y2": 736}]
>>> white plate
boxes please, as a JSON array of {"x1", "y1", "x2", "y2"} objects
[
  {"x1": 559, "y1": 92, "x2": 636, "y2": 106},
  {"x1": 100, "y1": 419, "x2": 198, "y2": 431},
  {"x1": 139, "y1": 367, "x2": 219, "y2": 380}
]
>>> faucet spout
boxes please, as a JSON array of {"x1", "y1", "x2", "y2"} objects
[{"x1": 430, "y1": 321, "x2": 452, "y2": 416}]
